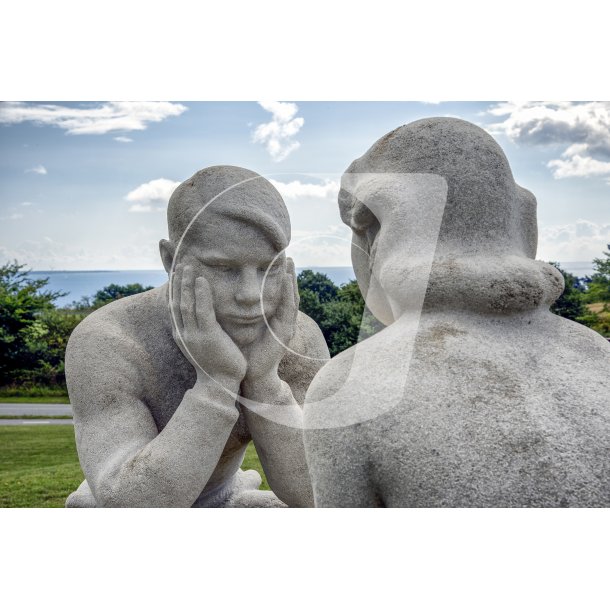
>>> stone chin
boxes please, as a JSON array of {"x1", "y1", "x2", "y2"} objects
[{"x1": 220, "y1": 317, "x2": 266, "y2": 347}]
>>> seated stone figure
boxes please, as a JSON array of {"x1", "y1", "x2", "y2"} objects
[
  {"x1": 303, "y1": 118, "x2": 610, "y2": 507},
  {"x1": 65, "y1": 165, "x2": 329, "y2": 508}
]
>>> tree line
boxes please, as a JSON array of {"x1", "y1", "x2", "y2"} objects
[
  {"x1": 549, "y1": 246, "x2": 610, "y2": 336},
  {"x1": 1, "y1": 247, "x2": 609, "y2": 394}
]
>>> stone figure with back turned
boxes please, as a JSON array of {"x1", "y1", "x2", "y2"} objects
[{"x1": 303, "y1": 118, "x2": 610, "y2": 507}]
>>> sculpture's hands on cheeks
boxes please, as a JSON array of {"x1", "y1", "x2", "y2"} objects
[
  {"x1": 242, "y1": 258, "x2": 299, "y2": 400},
  {"x1": 171, "y1": 263, "x2": 247, "y2": 393}
]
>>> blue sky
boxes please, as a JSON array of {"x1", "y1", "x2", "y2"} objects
[{"x1": 1, "y1": 101, "x2": 609, "y2": 270}]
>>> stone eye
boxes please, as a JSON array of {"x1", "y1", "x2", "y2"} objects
[{"x1": 207, "y1": 262, "x2": 234, "y2": 273}]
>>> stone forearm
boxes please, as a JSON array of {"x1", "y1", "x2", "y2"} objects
[
  {"x1": 241, "y1": 379, "x2": 314, "y2": 507},
  {"x1": 94, "y1": 381, "x2": 239, "y2": 507}
]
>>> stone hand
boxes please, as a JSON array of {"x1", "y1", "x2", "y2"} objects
[
  {"x1": 243, "y1": 258, "x2": 299, "y2": 393},
  {"x1": 170, "y1": 263, "x2": 247, "y2": 391}
]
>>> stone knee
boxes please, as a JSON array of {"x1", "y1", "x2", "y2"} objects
[{"x1": 65, "y1": 480, "x2": 97, "y2": 508}]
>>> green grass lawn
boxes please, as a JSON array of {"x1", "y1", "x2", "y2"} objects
[
  {"x1": 0, "y1": 384, "x2": 70, "y2": 403},
  {"x1": 0, "y1": 426, "x2": 267, "y2": 508},
  {"x1": 0, "y1": 425, "x2": 84, "y2": 508},
  {"x1": 242, "y1": 443, "x2": 269, "y2": 491},
  {"x1": 0, "y1": 396, "x2": 70, "y2": 404}
]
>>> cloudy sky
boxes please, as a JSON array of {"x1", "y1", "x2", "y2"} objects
[{"x1": 1, "y1": 101, "x2": 609, "y2": 270}]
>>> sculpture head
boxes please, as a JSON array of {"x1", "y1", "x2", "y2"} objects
[
  {"x1": 159, "y1": 165, "x2": 290, "y2": 347},
  {"x1": 339, "y1": 118, "x2": 563, "y2": 323}
]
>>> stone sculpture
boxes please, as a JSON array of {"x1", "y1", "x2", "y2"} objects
[
  {"x1": 303, "y1": 118, "x2": 610, "y2": 507},
  {"x1": 65, "y1": 165, "x2": 329, "y2": 508}
]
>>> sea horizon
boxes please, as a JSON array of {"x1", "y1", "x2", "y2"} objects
[
  {"x1": 29, "y1": 261, "x2": 596, "y2": 274},
  {"x1": 27, "y1": 266, "x2": 358, "y2": 307},
  {"x1": 26, "y1": 262, "x2": 596, "y2": 307}
]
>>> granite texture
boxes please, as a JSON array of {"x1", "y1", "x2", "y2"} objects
[
  {"x1": 303, "y1": 118, "x2": 610, "y2": 507},
  {"x1": 65, "y1": 166, "x2": 329, "y2": 508}
]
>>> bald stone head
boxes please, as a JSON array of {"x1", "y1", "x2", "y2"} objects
[
  {"x1": 339, "y1": 118, "x2": 563, "y2": 321},
  {"x1": 341, "y1": 117, "x2": 538, "y2": 259}
]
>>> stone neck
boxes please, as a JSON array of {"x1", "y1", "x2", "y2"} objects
[{"x1": 388, "y1": 255, "x2": 564, "y2": 317}]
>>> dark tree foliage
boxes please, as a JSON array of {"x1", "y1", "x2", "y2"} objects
[
  {"x1": 1, "y1": 266, "x2": 156, "y2": 389},
  {"x1": 586, "y1": 244, "x2": 610, "y2": 304},
  {"x1": 549, "y1": 262, "x2": 589, "y2": 322},
  {"x1": 297, "y1": 270, "x2": 338, "y2": 303},
  {"x1": 297, "y1": 271, "x2": 384, "y2": 356},
  {"x1": 583, "y1": 245, "x2": 610, "y2": 337},
  {"x1": 19, "y1": 308, "x2": 83, "y2": 386},
  {"x1": 0, "y1": 261, "x2": 66, "y2": 385},
  {"x1": 93, "y1": 283, "x2": 154, "y2": 306},
  {"x1": 298, "y1": 287, "x2": 324, "y2": 322},
  {"x1": 72, "y1": 282, "x2": 154, "y2": 310},
  {"x1": 3, "y1": 255, "x2": 608, "y2": 394},
  {"x1": 549, "y1": 259, "x2": 610, "y2": 338}
]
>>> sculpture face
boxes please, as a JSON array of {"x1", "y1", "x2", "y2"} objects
[
  {"x1": 350, "y1": 223, "x2": 395, "y2": 326},
  {"x1": 342, "y1": 173, "x2": 449, "y2": 324},
  {"x1": 176, "y1": 216, "x2": 286, "y2": 347}
]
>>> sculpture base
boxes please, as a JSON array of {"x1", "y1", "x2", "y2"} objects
[{"x1": 65, "y1": 469, "x2": 286, "y2": 508}]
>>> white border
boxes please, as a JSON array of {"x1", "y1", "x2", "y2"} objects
[
  {"x1": 2, "y1": 1, "x2": 610, "y2": 100},
  {"x1": 1, "y1": 1, "x2": 609, "y2": 606}
]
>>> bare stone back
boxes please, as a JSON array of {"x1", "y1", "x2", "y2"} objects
[{"x1": 303, "y1": 118, "x2": 610, "y2": 507}]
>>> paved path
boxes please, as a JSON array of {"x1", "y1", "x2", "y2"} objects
[{"x1": 0, "y1": 403, "x2": 72, "y2": 416}]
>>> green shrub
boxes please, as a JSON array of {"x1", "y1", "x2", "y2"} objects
[{"x1": 297, "y1": 271, "x2": 383, "y2": 356}]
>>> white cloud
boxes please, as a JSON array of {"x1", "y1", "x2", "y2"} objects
[
  {"x1": 266, "y1": 175, "x2": 346, "y2": 265},
  {"x1": 128, "y1": 203, "x2": 154, "y2": 213},
  {"x1": 0, "y1": 239, "x2": 76, "y2": 270},
  {"x1": 538, "y1": 219, "x2": 610, "y2": 262},
  {"x1": 125, "y1": 178, "x2": 180, "y2": 213},
  {"x1": 0, "y1": 234, "x2": 162, "y2": 271},
  {"x1": 487, "y1": 101, "x2": 610, "y2": 182},
  {"x1": 547, "y1": 154, "x2": 610, "y2": 179},
  {"x1": 252, "y1": 101, "x2": 304, "y2": 162},
  {"x1": 21, "y1": 201, "x2": 33, "y2": 206},
  {"x1": 286, "y1": 225, "x2": 353, "y2": 267},
  {"x1": 114, "y1": 136, "x2": 133, "y2": 143},
  {"x1": 25, "y1": 164, "x2": 47, "y2": 175},
  {"x1": 270, "y1": 178, "x2": 339, "y2": 199},
  {"x1": 0, "y1": 101, "x2": 187, "y2": 135}
]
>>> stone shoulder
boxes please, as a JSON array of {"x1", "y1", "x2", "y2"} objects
[
  {"x1": 304, "y1": 341, "x2": 356, "y2": 405},
  {"x1": 67, "y1": 295, "x2": 139, "y2": 358},
  {"x1": 65, "y1": 290, "x2": 163, "y2": 387}
]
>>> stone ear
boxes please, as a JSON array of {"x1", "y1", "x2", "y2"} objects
[
  {"x1": 339, "y1": 187, "x2": 379, "y2": 235},
  {"x1": 516, "y1": 186, "x2": 538, "y2": 258},
  {"x1": 159, "y1": 239, "x2": 176, "y2": 274}
]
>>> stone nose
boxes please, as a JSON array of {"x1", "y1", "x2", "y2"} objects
[{"x1": 234, "y1": 267, "x2": 261, "y2": 306}]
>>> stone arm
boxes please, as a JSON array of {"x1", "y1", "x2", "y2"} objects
[
  {"x1": 240, "y1": 312, "x2": 330, "y2": 508},
  {"x1": 240, "y1": 380, "x2": 313, "y2": 507},
  {"x1": 66, "y1": 325, "x2": 238, "y2": 508}
]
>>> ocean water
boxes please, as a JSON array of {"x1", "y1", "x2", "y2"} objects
[
  {"x1": 27, "y1": 262, "x2": 593, "y2": 308},
  {"x1": 558, "y1": 261, "x2": 595, "y2": 278},
  {"x1": 28, "y1": 267, "x2": 357, "y2": 307}
]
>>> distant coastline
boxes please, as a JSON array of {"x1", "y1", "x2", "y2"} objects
[
  {"x1": 31, "y1": 261, "x2": 596, "y2": 276},
  {"x1": 28, "y1": 267, "x2": 358, "y2": 307},
  {"x1": 28, "y1": 263, "x2": 595, "y2": 307}
]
